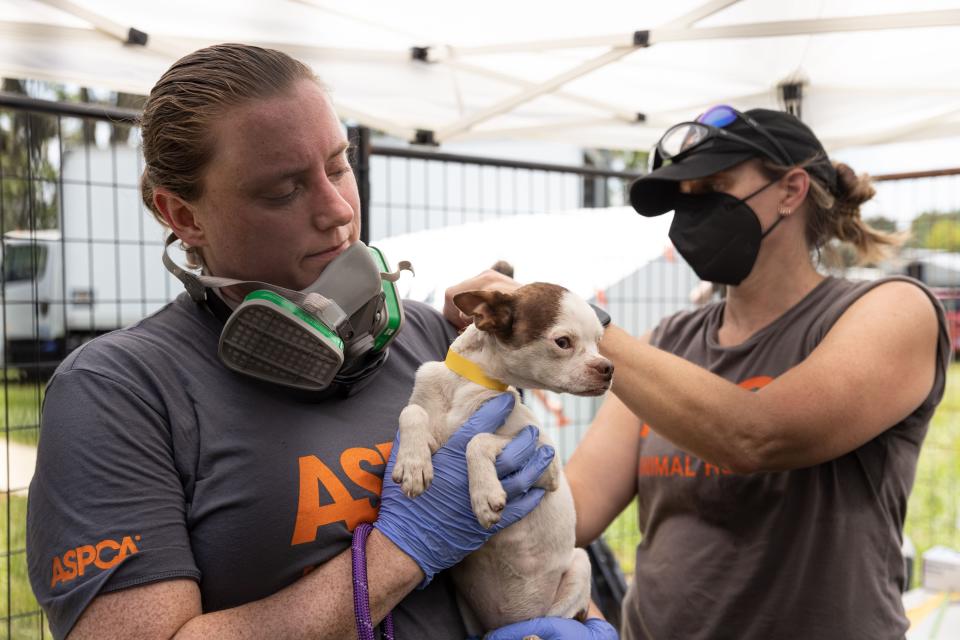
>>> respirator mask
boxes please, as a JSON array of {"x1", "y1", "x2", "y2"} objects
[{"x1": 163, "y1": 233, "x2": 411, "y2": 396}]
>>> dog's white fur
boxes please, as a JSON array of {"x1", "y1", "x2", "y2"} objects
[{"x1": 392, "y1": 283, "x2": 613, "y2": 634}]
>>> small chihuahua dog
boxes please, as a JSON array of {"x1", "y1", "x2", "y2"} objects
[{"x1": 392, "y1": 282, "x2": 614, "y2": 634}]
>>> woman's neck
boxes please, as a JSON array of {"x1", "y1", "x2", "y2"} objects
[{"x1": 718, "y1": 254, "x2": 824, "y2": 347}]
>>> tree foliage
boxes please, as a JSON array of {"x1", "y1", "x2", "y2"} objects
[
  {"x1": 863, "y1": 215, "x2": 898, "y2": 234},
  {"x1": 909, "y1": 210, "x2": 960, "y2": 252},
  {"x1": 1, "y1": 79, "x2": 146, "y2": 234}
]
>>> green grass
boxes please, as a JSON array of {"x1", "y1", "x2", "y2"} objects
[
  {"x1": 0, "y1": 494, "x2": 50, "y2": 639},
  {"x1": 0, "y1": 382, "x2": 44, "y2": 447},
  {"x1": 904, "y1": 361, "x2": 960, "y2": 586},
  {"x1": 602, "y1": 362, "x2": 960, "y2": 588},
  {"x1": 603, "y1": 500, "x2": 640, "y2": 578},
  {"x1": 1, "y1": 381, "x2": 51, "y2": 638}
]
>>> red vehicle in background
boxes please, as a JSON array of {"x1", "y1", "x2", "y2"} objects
[{"x1": 932, "y1": 288, "x2": 960, "y2": 356}]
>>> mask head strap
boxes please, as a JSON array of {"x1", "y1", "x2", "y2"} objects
[
  {"x1": 162, "y1": 232, "x2": 350, "y2": 332},
  {"x1": 163, "y1": 232, "x2": 208, "y2": 302}
]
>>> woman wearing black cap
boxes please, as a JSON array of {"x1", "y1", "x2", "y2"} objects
[{"x1": 560, "y1": 106, "x2": 951, "y2": 639}]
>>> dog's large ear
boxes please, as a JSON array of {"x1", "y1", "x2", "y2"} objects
[{"x1": 453, "y1": 290, "x2": 514, "y2": 334}]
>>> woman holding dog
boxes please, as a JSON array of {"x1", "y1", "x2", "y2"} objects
[
  {"x1": 562, "y1": 107, "x2": 951, "y2": 639},
  {"x1": 26, "y1": 44, "x2": 616, "y2": 640}
]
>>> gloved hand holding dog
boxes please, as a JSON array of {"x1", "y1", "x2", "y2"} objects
[
  {"x1": 485, "y1": 616, "x2": 619, "y2": 639},
  {"x1": 374, "y1": 393, "x2": 554, "y2": 586}
]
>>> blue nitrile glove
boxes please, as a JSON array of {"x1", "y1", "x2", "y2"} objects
[
  {"x1": 485, "y1": 617, "x2": 618, "y2": 640},
  {"x1": 374, "y1": 393, "x2": 554, "y2": 587}
]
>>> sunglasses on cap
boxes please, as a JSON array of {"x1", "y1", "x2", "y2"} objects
[{"x1": 648, "y1": 105, "x2": 794, "y2": 173}]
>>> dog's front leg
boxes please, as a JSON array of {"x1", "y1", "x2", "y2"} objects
[
  {"x1": 465, "y1": 432, "x2": 514, "y2": 528},
  {"x1": 392, "y1": 403, "x2": 439, "y2": 498}
]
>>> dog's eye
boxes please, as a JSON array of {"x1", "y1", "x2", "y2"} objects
[{"x1": 554, "y1": 336, "x2": 572, "y2": 349}]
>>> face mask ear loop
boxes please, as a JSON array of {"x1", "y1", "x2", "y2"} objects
[
  {"x1": 760, "y1": 213, "x2": 786, "y2": 239},
  {"x1": 742, "y1": 178, "x2": 779, "y2": 203},
  {"x1": 742, "y1": 178, "x2": 785, "y2": 239}
]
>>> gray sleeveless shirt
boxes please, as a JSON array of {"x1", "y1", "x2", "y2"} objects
[{"x1": 622, "y1": 276, "x2": 951, "y2": 640}]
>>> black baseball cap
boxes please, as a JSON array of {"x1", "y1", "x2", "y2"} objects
[{"x1": 630, "y1": 107, "x2": 838, "y2": 217}]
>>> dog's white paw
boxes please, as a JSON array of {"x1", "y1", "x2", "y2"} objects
[
  {"x1": 472, "y1": 485, "x2": 507, "y2": 529},
  {"x1": 392, "y1": 453, "x2": 433, "y2": 498}
]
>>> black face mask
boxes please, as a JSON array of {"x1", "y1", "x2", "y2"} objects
[{"x1": 668, "y1": 180, "x2": 782, "y2": 285}]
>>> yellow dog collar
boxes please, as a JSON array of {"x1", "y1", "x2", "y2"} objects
[{"x1": 444, "y1": 349, "x2": 508, "y2": 392}]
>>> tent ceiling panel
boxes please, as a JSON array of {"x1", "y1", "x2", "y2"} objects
[
  {"x1": 1, "y1": 0, "x2": 959, "y2": 156},
  {"x1": 699, "y1": 0, "x2": 960, "y2": 26}
]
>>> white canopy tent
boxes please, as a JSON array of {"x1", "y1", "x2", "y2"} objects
[
  {"x1": 374, "y1": 206, "x2": 674, "y2": 309},
  {"x1": 2, "y1": 0, "x2": 960, "y2": 154}
]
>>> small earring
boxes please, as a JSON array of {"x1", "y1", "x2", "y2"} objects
[{"x1": 778, "y1": 206, "x2": 792, "y2": 216}]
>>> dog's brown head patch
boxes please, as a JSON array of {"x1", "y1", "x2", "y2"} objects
[{"x1": 454, "y1": 283, "x2": 566, "y2": 346}]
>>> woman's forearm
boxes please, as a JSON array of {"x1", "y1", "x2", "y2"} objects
[
  {"x1": 601, "y1": 325, "x2": 764, "y2": 472},
  {"x1": 175, "y1": 530, "x2": 422, "y2": 639}
]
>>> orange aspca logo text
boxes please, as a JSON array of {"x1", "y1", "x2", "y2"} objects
[
  {"x1": 291, "y1": 441, "x2": 392, "y2": 545},
  {"x1": 51, "y1": 535, "x2": 141, "y2": 588}
]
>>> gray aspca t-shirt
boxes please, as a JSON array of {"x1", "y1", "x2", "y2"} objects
[
  {"x1": 27, "y1": 293, "x2": 464, "y2": 639},
  {"x1": 621, "y1": 276, "x2": 951, "y2": 640}
]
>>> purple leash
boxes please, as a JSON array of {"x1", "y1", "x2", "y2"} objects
[{"x1": 352, "y1": 522, "x2": 396, "y2": 640}]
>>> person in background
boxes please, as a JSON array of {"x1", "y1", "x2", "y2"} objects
[{"x1": 448, "y1": 106, "x2": 950, "y2": 639}]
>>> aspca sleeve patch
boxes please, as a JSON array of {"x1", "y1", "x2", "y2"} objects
[{"x1": 50, "y1": 534, "x2": 141, "y2": 588}]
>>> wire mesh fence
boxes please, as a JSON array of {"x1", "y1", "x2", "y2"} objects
[{"x1": 1, "y1": 95, "x2": 959, "y2": 637}]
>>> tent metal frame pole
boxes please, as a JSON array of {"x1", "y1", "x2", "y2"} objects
[
  {"x1": 32, "y1": 0, "x2": 144, "y2": 44},
  {"x1": 444, "y1": 59, "x2": 640, "y2": 122},
  {"x1": 453, "y1": 9, "x2": 960, "y2": 54},
  {"x1": 438, "y1": 0, "x2": 744, "y2": 126},
  {"x1": 31, "y1": 0, "x2": 188, "y2": 60},
  {"x1": 336, "y1": 105, "x2": 416, "y2": 143},
  {"x1": 650, "y1": 10, "x2": 960, "y2": 42},
  {"x1": 435, "y1": 46, "x2": 638, "y2": 142},
  {"x1": 290, "y1": 0, "x2": 740, "y2": 127},
  {"x1": 29, "y1": 0, "x2": 186, "y2": 58}
]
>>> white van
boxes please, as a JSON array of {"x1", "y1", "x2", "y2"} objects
[{"x1": 2, "y1": 145, "x2": 177, "y2": 375}]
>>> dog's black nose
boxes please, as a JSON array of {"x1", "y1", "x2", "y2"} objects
[{"x1": 593, "y1": 361, "x2": 614, "y2": 378}]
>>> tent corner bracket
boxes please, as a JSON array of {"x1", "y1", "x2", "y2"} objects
[
  {"x1": 126, "y1": 27, "x2": 148, "y2": 46},
  {"x1": 412, "y1": 129, "x2": 438, "y2": 146},
  {"x1": 411, "y1": 46, "x2": 431, "y2": 62}
]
